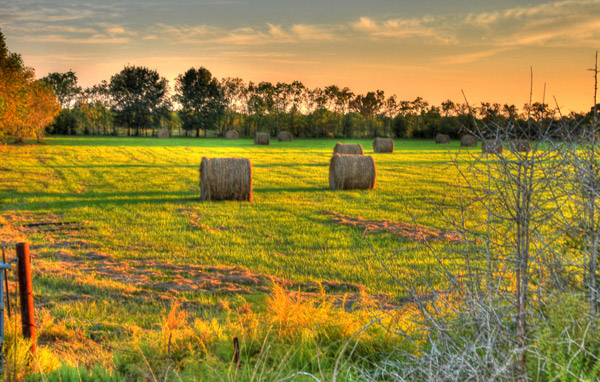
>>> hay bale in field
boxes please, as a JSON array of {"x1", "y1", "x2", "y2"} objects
[
  {"x1": 277, "y1": 131, "x2": 293, "y2": 142},
  {"x1": 373, "y1": 138, "x2": 394, "y2": 153},
  {"x1": 333, "y1": 142, "x2": 364, "y2": 155},
  {"x1": 329, "y1": 153, "x2": 376, "y2": 190},
  {"x1": 482, "y1": 139, "x2": 504, "y2": 154},
  {"x1": 510, "y1": 139, "x2": 532, "y2": 153},
  {"x1": 200, "y1": 157, "x2": 252, "y2": 201},
  {"x1": 254, "y1": 132, "x2": 270, "y2": 145},
  {"x1": 225, "y1": 130, "x2": 239, "y2": 140},
  {"x1": 460, "y1": 135, "x2": 477, "y2": 147},
  {"x1": 435, "y1": 134, "x2": 451, "y2": 144},
  {"x1": 157, "y1": 128, "x2": 169, "y2": 138}
]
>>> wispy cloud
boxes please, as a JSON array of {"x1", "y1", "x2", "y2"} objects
[
  {"x1": 153, "y1": 23, "x2": 218, "y2": 43},
  {"x1": 1, "y1": 7, "x2": 95, "y2": 22},
  {"x1": 5, "y1": 24, "x2": 98, "y2": 35},
  {"x1": 23, "y1": 35, "x2": 132, "y2": 45},
  {"x1": 3, "y1": 0, "x2": 600, "y2": 98},
  {"x1": 1, "y1": 2, "x2": 133, "y2": 46},
  {"x1": 101, "y1": 25, "x2": 138, "y2": 37},
  {"x1": 152, "y1": 23, "x2": 338, "y2": 46},
  {"x1": 5, "y1": 0, "x2": 599, "y2": 52},
  {"x1": 439, "y1": 47, "x2": 514, "y2": 65},
  {"x1": 350, "y1": 16, "x2": 454, "y2": 43},
  {"x1": 463, "y1": 0, "x2": 600, "y2": 47}
]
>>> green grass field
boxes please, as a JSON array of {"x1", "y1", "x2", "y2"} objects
[{"x1": 0, "y1": 137, "x2": 483, "y2": 379}]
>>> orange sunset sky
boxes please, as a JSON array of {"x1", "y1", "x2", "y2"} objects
[{"x1": 2, "y1": 0, "x2": 599, "y2": 113}]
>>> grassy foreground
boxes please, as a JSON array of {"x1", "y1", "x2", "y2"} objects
[{"x1": 0, "y1": 137, "x2": 480, "y2": 380}]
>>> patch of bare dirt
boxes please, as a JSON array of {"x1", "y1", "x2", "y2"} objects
[
  {"x1": 1, "y1": 212, "x2": 92, "y2": 251},
  {"x1": 323, "y1": 210, "x2": 464, "y2": 243},
  {"x1": 3, "y1": 211, "x2": 398, "y2": 310},
  {"x1": 33, "y1": 247, "x2": 397, "y2": 310}
]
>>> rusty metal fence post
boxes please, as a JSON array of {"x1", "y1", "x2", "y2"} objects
[
  {"x1": 0, "y1": 248, "x2": 11, "y2": 375},
  {"x1": 16, "y1": 243, "x2": 36, "y2": 356}
]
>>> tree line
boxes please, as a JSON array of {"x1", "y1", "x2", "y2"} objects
[
  {"x1": 46, "y1": 64, "x2": 599, "y2": 140},
  {"x1": 1, "y1": 28, "x2": 598, "y2": 143}
]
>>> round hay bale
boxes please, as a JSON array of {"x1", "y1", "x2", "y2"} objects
[
  {"x1": 460, "y1": 135, "x2": 477, "y2": 147},
  {"x1": 277, "y1": 131, "x2": 293, "y2": 142},
  {"x1": 435, "y1": 134, "x2": 451, "y2": 144},
  {"x1": 225, "y1": 130, "x2": 239, "y2": 140},
  {"x1": 373, "y1": 138, "x2": 394, "y2": 153},
  {"x1": 200, "y1": 157, "x2": 252, "y2": 201},
  {"x1": 254, "y1": 132, "x2": 270, "y2": 145},
  {"x1": 333, "y1": 142, "x2": 364, "y2": 155},
  {"x1": 510, "y1": 139, "x2": 532, "y2": 153},
  {"x1": 482, "y1": 139, "x2": 504, "y2": 154},
  {"x1": 157, "y1": 128, "x2": 170, "y2": 138},
  {"x1": 329, "y1": 154, "x2": 376, "y2": 190}
]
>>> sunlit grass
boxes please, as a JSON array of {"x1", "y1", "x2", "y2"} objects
[
  {"x1": 1, "y1": 137, "x2": 477, "y2": 292},
  {"x1": 0, "y1": 136, "x2": 483, "y2": 379}
]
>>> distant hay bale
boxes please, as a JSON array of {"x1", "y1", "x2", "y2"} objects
[
  {"x1": 333, "y1": 142, "x2": 364, "y2": 155},
  {"x1": 460, "y1": 135, "x2": 477, "y2": 147},
  {"x1": 200, "y1": 157, "x2": 252, "y2": 201},
  {"x1": 254, "y1": 132, "x2": 270, "y2": 145},
  {"x1": 157, "y1": 128, "x2": 169, "y2": 138},
  {"x1": 373, "y1": 138, "x2": 394, "y2": 153},
  {"x1": 510, "y1": 139, "x2": 532, "y2": 153},
  {"x1": 329, "y1": 154, "x2": 376, "y2": 190},
  {"x1": 225, "y1": 130, "x2": 239, "y2": 140},
  {"x1": 277, "y1": 131, "x2": 293, "y2": 142},
  {"x1": 435, "y1": 134, "x2": 451, "y2": 144},
  {"x1": 482, "y1": 140, "x2": 504, "y2": 154}
]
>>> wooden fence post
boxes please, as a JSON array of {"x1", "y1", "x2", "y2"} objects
[{"x1": 16, "y1": 243, "x2": 36, "y2": 356}]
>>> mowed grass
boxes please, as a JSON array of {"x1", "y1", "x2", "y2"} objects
[
  {"x1": 0, "y1": 137, "x2": 493, "y2": 376},
  {"x1": 1, "y1": 137, "x2": 479, "y2": 293}
]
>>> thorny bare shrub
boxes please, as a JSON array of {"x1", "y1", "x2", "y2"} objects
[{"x1": 359, "y1": 77, "x2": 600, "y2": 381}]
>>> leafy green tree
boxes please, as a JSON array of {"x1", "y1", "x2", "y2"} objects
[
  {"x1": 48, "y1": 108, "x2": 77, "y2": 135},
  {"x1": 308, "y1": 108, "x2": 337, "y2": 137},
  {"x1": 323, "y1": 85, "x2": 354, "y2": 137},
  {"x1": 342, "y1": 112, "x2": 366, "y2": 138},
  {"x1": 286, "y1": 81, "x2": 305, "y2": 136},
  {"x1": 382, "y1": 95, "x2": 398, "y2": 137},
  {"x1": 441, "y1": 99, "x2": 456, "y2": 117},
  {"x1": 220, "y1": 77, "x2": 246, "y2": 134},
  {"x1": 350, "y1": 91, "x2": 384, "y2": 122},
  {"x1": 175, "y1": 67, "x2": 224, "y2": 137},
  {"x1": 246, "y1": 81, "x2": 275, "y2": 135},
  {"x1": 81, "y1": 82, "x2": 114, "y2": 135},
  {"x1": 392, "y1": 114, "x2": 409, "y2": 138},
  {"x1": 41, "y1": 70, "x2": 81, "y2": 109},
  {"x1": 28, "y1": 80, "x2": 60, "y2": 141},
  {"x1": 350, "y1": 90, "x2": 385, "y2": 137},
  {"x1": 0, "y1": 29, "x2": 59, "y2": 143},
  {"x1": 109, "y1": 65, "x2": 170, "y2": 136},
  {"x1": 273, "y1": 82, "x2": 292, "y2": 132}
]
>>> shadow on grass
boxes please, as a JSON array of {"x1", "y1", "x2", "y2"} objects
[
  {"x1": 38, "y1": 164, "x2": 198, "y2": 169},
  {"x1": 5, "y1": 190, "x2": 200, "y2": 209},
  {"x1": 254, "y1": 186, "x2": 328, "y2": 193},
  {"x1": 24, "y1": 162, "x2": 326, "y2": 169},
  {"x1": 48, "y1": 136, "x2": 258, "y2": 148},
  {"x1": 5, "y1": 185, "x2": 335, "y2": 209}
]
